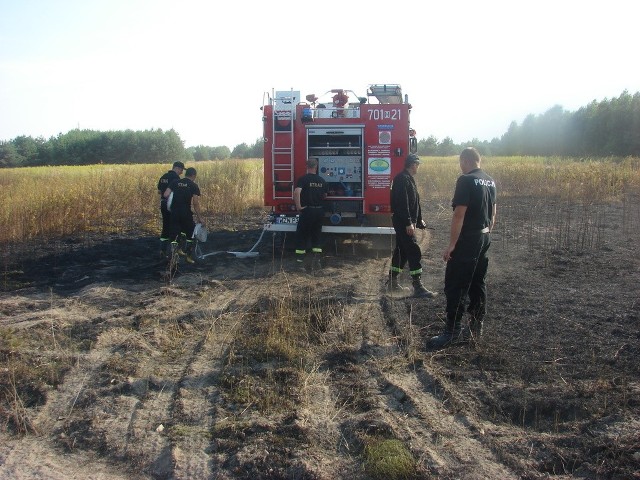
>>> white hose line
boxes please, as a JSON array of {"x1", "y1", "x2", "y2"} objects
[{"x1": 196, "y1": 225, "x2": 267, "y2": 259}]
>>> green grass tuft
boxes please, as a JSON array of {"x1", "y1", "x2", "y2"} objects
[{"x1": 363, "y1": 438, "x2": 417, "y2": 480}]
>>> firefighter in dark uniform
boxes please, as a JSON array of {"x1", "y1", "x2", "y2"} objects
[
  {"x1": 389, "y1": 153, "x2": 437, "y2": 297},
  {"x1": 157, "y1": 161, "x2": 184, "y2": 257},
  {"x1": 164, "y1": 167, "x2": 203, "y2": 264},
  {"x1": 428, "y1": 147, "x2": 497, "y2": 349},
  {"x1": 294, "y1": 157, "x2": 328, "y2": 270}
]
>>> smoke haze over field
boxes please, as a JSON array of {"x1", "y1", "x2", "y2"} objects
[{"x1": 1, "y1": 0, "x2": 638, "y2": 148}]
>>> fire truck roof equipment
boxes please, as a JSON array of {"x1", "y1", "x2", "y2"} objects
[{"x1": 367, "y1": 84, "x2": 403, "y2": 104}]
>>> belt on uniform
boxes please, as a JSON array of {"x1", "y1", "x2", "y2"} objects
[{"x1": 462, "y1": 227, "x2": 490, "y2": 236}]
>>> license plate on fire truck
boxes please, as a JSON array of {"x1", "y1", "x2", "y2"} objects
[{"x1": 274, "y1": 216, "x2": 298, "y2": 224}]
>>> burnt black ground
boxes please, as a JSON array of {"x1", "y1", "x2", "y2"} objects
[{"x1": 2, "y1": 199, "x2": 640, "y2": 479}]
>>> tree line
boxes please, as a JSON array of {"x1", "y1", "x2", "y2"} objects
[
  {"x1": 0, "y1": 128, "x2": 265, "y2": 168},
  {"x1": 1, "y1": 90, "x2": 638, "y2": 168},
  {"x1": 426, "y1": 90, "x2": 640, "y2": 158}
]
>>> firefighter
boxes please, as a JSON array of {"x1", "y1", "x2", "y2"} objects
[
  {"x1": 293, "y1": 157, "x2": 328, "y2": 271},
  {"x1": 388, "y1": 153, "x2": 437, "y2": 298},
  {"x1": 427, "y1": 147, "x2": 497, "y2": 349},
  {"x1": 157, "y1": 161, "x2": 184, "y2": 258},
  {"x1": 164, "y1": 167, "x2": 203, "y2": 265}
]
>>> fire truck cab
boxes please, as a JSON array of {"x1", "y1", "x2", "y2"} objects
[{"x1": 262, "y1": 84, "x2": 418, "y2": 235}]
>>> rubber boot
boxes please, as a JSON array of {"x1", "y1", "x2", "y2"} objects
[
  {"x1": 427, "y1": 316, "x2": 464, "y2": 349},
  {"x1": 388, "y1": 273, "x2": 408, "y2": 292},
  {"x1": 412, "y1": 276, "x2": 437, "y2": 298},
  {"x1": 184, "y1": 241, "x2": 195, "y2": 264},
  {"x1": 177, "y1": 233, "x2": 188, "y2": 256}
]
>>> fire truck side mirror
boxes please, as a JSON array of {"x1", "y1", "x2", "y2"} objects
[{"x1": 410, "y1": 137, "x2": 418, "y2": 154}]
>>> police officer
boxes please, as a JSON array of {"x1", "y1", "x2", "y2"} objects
[
  {"x1": 389, "y1": 153, "x2": 437, "y2": 297},
  {"x1": 294, "y1": 157, "x2": 328, "y2": 270},
  {"x1": 164, "y1": 167, "x2": 203, "y2": 264},
  {"x1": 157, "y1": 161, "x2": 184, "y2": 257},
  {"x1": 428, "y1": 147, "x2": 497, "y2": 349}
]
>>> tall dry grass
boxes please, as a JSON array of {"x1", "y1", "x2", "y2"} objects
[
  {"x1": 418, "y1": 155, "x2": 640, "y2": 203},
  {"x1": 0, "y1": 159, "x2": 264, "y2": 244},
  {"x1": 0, "y1": 156, "x2": 638, "y2": 248},
  {"x1": 417, "y1": 155, "x2": 640, "y2": 252}
]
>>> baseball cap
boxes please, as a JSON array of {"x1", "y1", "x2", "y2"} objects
[
  {"x1": 405, "y1": 154, "x2": 420, "y2": 167},
  {"x1": 173, "y1": 161, "x2": 185, "y2": 169}
]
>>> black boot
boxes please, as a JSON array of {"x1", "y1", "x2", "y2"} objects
[
  {"x1": 185, "y1": 245, "x2": 195, "y2": 264},
  {"x1": 427, "y1": 316, "x2": 465, "y2": 349},
  {"x1": 176, "y1": 233, "x2": 188, "y2": 256},
  {"x1": 412, "y1": 276, "x2": 437, "y2": 298}
]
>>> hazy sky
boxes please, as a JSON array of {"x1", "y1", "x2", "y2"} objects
[{"x1": 1, "y1": 0, "x2": 638, "y2": 148}]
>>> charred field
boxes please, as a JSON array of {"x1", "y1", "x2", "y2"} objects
[{"x1": 1, "y1": 196, "x2": 639, "y2": 480}]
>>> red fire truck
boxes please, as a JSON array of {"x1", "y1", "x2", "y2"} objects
[{"x1": 262, "y1": 84, "x2": 418, "y2": 235}]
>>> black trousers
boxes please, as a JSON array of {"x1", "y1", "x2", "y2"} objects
[
  {"x1": 444, "y1": 232, "x2": 491, "y2": 322},
  {"x1": 169, "y1": 208, "x2": 196, "y2": 251},
  {"x1": 160, "y1": 200, "x2": 171, "y2": 240},
  {"x1": 295, "y1": 207, "x2": 324, "y2": 253},
  {"x1": 391, "y1": 216, "x2": 422, "y2": 276}
]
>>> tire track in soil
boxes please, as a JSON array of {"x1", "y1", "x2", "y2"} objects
[
  {"x1": 0, "y1": 348, "x2": 148, "y2": 480},
  {"x1": 0, "y1": 294, "x2": 157, "y2": 480},
  {"x1": 378, "y1": 368, "x2": 518, "y2": 479},
  {"x1": 289, "y1": 251, "x2": 411, "y2": 477},
  {"x1": 205, "y1": 269, "x2": 354, "y2": 480},
  {"x1": 313, "y1": 233, "x2": 518, "y2": 479},
  {"x1": 164, "y1": 273, "x2": 314, "y2": 479},
  {"x1": 379, "y1": 291, "x2": 519, "y2": 478},
  {"x1": 162, "y1": 336, "x2": 215, "y2": 479},
  {"x1": 143, "y1": 278, "x2": 262, "y2": 479},
  {"x1": 0, "y1": 277, "x2": 254, "y2": 480},
  {"x1": 162, "y1": 260, "x2": 380, "y2": 479},
  {"x1": 166, "y1": 306, "x2": 243, "y2": 479},
  {"x1": 73, "y1": 288, "x2": 209, "y2": 478}
]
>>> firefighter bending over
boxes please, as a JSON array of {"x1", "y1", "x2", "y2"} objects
[
  {"x1": 164, "y1": 167, "x2": 204, "y2": 265},
  {"x1": 293, "y1": 157, "x2": 328, "y2": 271}
]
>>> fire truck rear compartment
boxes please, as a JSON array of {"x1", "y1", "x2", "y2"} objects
[{"x1": 263, "y1": 85, "x2": 414, "y2": 233}]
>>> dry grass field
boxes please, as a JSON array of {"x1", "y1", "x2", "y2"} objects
[{"x1": 1, "y1": 156, "x2": 639, "y2": 479}]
